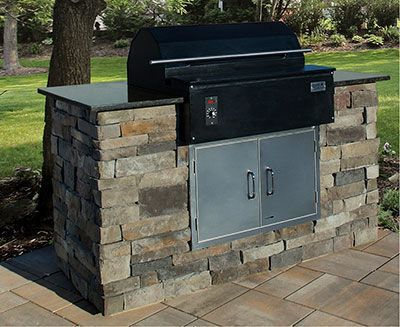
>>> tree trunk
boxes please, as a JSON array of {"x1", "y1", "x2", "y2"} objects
[
  {"x1": 3, "y1": 1, "x2": 20, "y2": 71},
  {"x1": 37, "y1": 0, "x2": 106, "y2": 218}
]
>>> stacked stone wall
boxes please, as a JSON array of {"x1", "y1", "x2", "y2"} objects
[{"x1": 50, "y1": 82, "x2": 380, "y2": 315}]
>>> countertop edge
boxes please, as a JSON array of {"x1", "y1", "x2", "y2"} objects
[{"x1": 333, "y1": 74, "x2": 390, "y2": 87}]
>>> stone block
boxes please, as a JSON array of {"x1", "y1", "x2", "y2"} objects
[
  {"x1": 104, "y1": 295, "x2": 124, "y2": 316},
  {"x1": 241, "y1": 241, "x2": 284, "y2": 263},
  {"x1": 367, "y1": 178, "x2": 378, "y2": 192},
  {"x1": 353, "y1": 228, "x2": 378, "y2": 246},
  {"x1": 320, "y1": 199, "x2": 333, "y2": 218},
  {"x1": 71, "y1": 128, "x2": 93, "y2": 147},
  {"x1": 177, "y1": 146, "x2": 189, "y2": 167},
  {"x1": 341, "y1": 154, "x2": 378, "y2": 170},
  {"x1": 122, "y1": 211, "x2": 189, "y2": 241},
  {"x1": 103, "y1": 276, "x2": 140, "y2": 297},
  {"x1": 97, "y1": 109, "x2": 135, "y2": 125},
  {"x1": 211, "y1": 268, "x2": 239, "y2": 285},
  {"x1": 54, "y1": 209, "x2": 66, "y2": 238},
  {"x1": 164, "y1": 271, "x2": 212, "y2": 298},
  {"x1": 121, "y1": 116, "x2": 176, "y2": 137},
  {"x1": 314, "y1": 212, "x2": 353, "y2": 233},
  {"x1": 320, "y1": 146, "x2": 341, "y2": 161},
  {"x1": 96, "y1": 205, "x2": 140, "y2": 227},
  {"x1": 327, "y1": 126, "x2": 366, "y2": 145},
  {"x1": 93, "y1": 187, "x2": 138, "y2": 208},
  {"x1": 95, "y1": 175, "x2": 138, "y2": 191},
  {"x1": 70, "y1": 270, "x2": 89, "y2": 299},
  {"x1": 173, "y1": 243, "x2": 230, "y2": 265},
  {"x1": 352, "y1": 90, "x2": 378, "y2": 108},
  {"x1": 124, "y1": 283, "x2": 165, "y2": 310},
  {"x1": 333, "y1": 234, "x2": 352, "y2": 252},
  {"x1": 350, "y1": 203, "x2": 378, "y2": 220},
  {"x1": 368, "y1": 215, "x2": 379, "y2": 228},
  {"x1": 94, "y1": 134, "x2": 148, "y2": 150},
  {"x1": 332, "y1": 200, "x2": 344, "y2": 215},
  {"x1": 269, "y1": 247, "x2": 303, "y2": 270},
  {"x1": 58, "y1": 139, "x2": 74, "y2": 162},
  {"x1": 276, "y1": 222, "x2": 313, "y2": 240},
  {"x1": 131, "y1": 229, "x2": 190, "y2": 255},
  {"x1": 329, "y1": 181, "x2": 366, "y2": 200},
  {"x1": 230, "y1": 231, "x2": 280, "y2": 250},
  {"x1": 319, "y1": 125, "x2": 327, "y2": 146},
  {"x1": 286, "y1": 229, "x2": 336, "y2": 249},
  {"x1": 320, "y1": 160, "x2": 341, "y2": 176},
  {"x1": 138, "y1": 167, "x2": 188, "y2": 189},
  {"x1": 131, "y1": 257, "x2": 172, "y2": 277},
  {"x1": 93, "y1": 160, "x2": 115, "y2": 179},
  {"x1": 302, "y1": 238, "x2": 333, "y2": 260},
  {"x1": 366, "y1": 123, "x2": 377, "y2": 139},
  {"x1": 99, "y1": 225, "x2": 122, "y2": 244},
  {"x1": 134, "y1": 105, "x2": 176, "y2": 120},
  {"x1": 148, "y1": 131, "x2": 176, "y2": 143},
  {"x1": 98, "y1": 242, "x2": 131, "y2": 260},
  {"x1": 93, "y1": 146, "x2": 138, "y2": 161},
  {"x1": 350, "y1": 218, "x2": 368, "y2": 233},
  {"x1": 366, "y1": 165, "x2": 379, "y2": 179},
  {"x1": 131, "y1": 242, "x2": 189, "y2": 264},
  {"x1": 341, "y1": 139, "x2": 380, "y2": 159},
  {"x1": 139, "y1": 184, "x2": 187, "y2": 216},
  {"x1": 209, "y1": 251, "x2": 241, "y2": 271},
  {"x1": 334, "y1": 168, "x2": 365, "y2": 186},
  {"x1": 157, "y1": 259, "x2": 208, "y2": 281},
  {"x1": 137, "y1": 141, "x2": 176, "y2": 156},
  {"x1": 334, "y1": 91, "x2": 351, "y2": 110},
  {"x1": 343, "y1": 193, "x2": 366, "y2": 211},
  {"x1": 99, "y1": 256, "x2": 131, "y2": 284},
  {"x1": 116, "y1": 151, "x2": 175, "y2": 177},
  {"x1": 141, "y1": 271, "x2": 159, "y2": 287},
  {"x1": 328, "y1": 111, "x2": 363, "y2": 129},
  {"x1": 364, "y1": 106, "x2": 378, "y2": 123},
  {"x1": 366, "y1": 190, "x2": 379, "y2": 204},
  {"x1": 78, "y1": 119, "x2": 121, "y2": 140}
]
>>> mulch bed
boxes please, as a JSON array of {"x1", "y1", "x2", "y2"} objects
[
  {"x1": 0, "y1": 67, "x2": 48, "y2": 77},
  {"x1": 378, "y1": 156, "x2": 399, "y2": 197}
]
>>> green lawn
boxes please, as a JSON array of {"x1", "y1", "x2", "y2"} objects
[{"x1": 0, "y1": 49, "x2": 398, "y2": 178}]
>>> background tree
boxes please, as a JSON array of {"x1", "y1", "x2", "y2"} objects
[
  {"x1": 1, "y1": 1, "x2": 20, "y2": 71},
  {"x1": 253, "y1": 0, "x2": 292, "y2": 22}
]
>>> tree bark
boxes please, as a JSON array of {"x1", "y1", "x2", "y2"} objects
[
  {"x1": 3, "y1": 1, "x2": 20, "y2": 71},
  {"x1": 37, "y1": 0, "x2": 106, "y2": 218}
]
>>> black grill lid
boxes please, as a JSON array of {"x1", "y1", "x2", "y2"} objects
[{"x1": 127, "y1": 22, "x2": 310, "y2": 95}]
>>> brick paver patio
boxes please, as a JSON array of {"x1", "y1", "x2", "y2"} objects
[{"x1": 0, "y1": 229, "x2": 398, "y2": 326}]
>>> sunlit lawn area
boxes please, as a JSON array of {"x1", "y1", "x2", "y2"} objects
[{"x1": 0, "y1": 49, "x2": 398, "y2": 177}]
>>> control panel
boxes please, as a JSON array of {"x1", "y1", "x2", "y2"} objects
[{"x1": 205, "y1": 96, "x2": 218, "y2": 126}]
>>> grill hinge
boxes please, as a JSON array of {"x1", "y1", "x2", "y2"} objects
[
  {"x1": 314, "y1": 140, "x2": 318, "y2": 153},
  {"x1": 192, "y1": 160, "x2": 196, "y2": 174},
  {"x1": 315, "y1": 191, "x2": 318, "y2": 203},
  {"x1": 194, "y1": 218, "x2": 199, "y2": 231}
]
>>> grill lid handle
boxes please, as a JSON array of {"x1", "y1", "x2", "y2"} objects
[{"x1": 149, "y1": 48, "x2": 312, "y2": 65}]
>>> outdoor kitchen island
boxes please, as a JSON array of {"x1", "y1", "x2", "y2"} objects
[{"x1": 38, "y1": 70, "x2": 389, "y2": 315}]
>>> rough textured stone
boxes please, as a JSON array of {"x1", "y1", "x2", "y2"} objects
[
  {"x1": 269, "y1": 247, "x2": 303, "y2": 269},
  {"x1": 364, "y1": 106, "x2": 378, "y2": 123},
  {"x1": 94, "y1": 134, "x2": 148, "y2": 150},
  {"x1": 329, "y1": 181, "x2": 366, "y2": 200},
  {"x1": 122, "y1": 211, "x2": 189, "y2": 241},
  {"x1": 141, "y1": 271, "x2": 159, "y2": 287},
  {"x1": 93, "y1": 146, "x2": 138, "y2": 161},
  {"x1": 334, "y1": 91, "x2": 351, "y2": 110},
  {"x1": 353, "y1": 228, "x2": 378, "y2": 246},
  {"x1": 157, "y1": 259, "x2": 208, "y2": 281},
  {"x1": 124, "y1": 283, "x2": 165, "y2": 310},
  {"x1": 276, "y1": 222, "x2": 313, "y2": 240},
  {"x1": 286, "y1": 229, "x2": 336, "y2": 249},
  {"x1": 99, "y1": 225, "x2": 122, "y2": 244},
  {"x1": 148, "y1": 131, "x2": 176, "y2": 143},
  {"x1": 95, "y1": 175, "x2": 138, "y2": 191},
  {"x1": 328, "y1": 111, "x2": 363, "y2": 129},
  {"x1": 320, "y1": 146, "x2": 341, "y2": 161},
  {"x1": 134, "y1": 105, "x2": 175, "y2": 119},
  {"x1": 326, "y1": 126, "x2": 366, "y2": 145},
  {"x1": 99, "y1": 256, "x2": 131, "y2": 284},
  {"x1": 320, "y1": 175, "x2": 334, "y2": 188},
  {"x1": 131, "y1": 257, "x2": 172, "y2": 276},
  {"x1": 334, "y1": 168, "x2": 365, "y2": 186},
  {"x1": 341, "y1": 154, "x2": 378, "y2": 170},
  {"x1": 96, "y1": 205, "x2": 140, "y2": 227},
  {"x1": 351, "y1": 204, "x2": 378, "y2": 220},
  {"x1": 343, "y1": 193, "x2": 366, "y2": 211},
  {"x1": 164, "y1": 271, "x2": 211, "y2": 298},
  {"x1": 173, "y1": 244, "x2": 230, "y2": 265},
  {"x1": 97, "y1": 109, "x2": 135, "y2": 125},
  {"x1": 116, "y1": 151, "x2": 175, "y2": 177},
  {"x1": 314, "y1": 212, "x2": 353, "y2": 233},
  {"x1": 231, "y1": 231, "x2": 279, "y2": 250},
  {"x1": 341, "y1": 139, "x2": 380, "y2": 158},
  {"x1": 93, "y1": 187, "x2": 138, "y2": 208},
  {"x1": 131, "y1": 242, "x2": 189, "y2": 264},
  {"x1": 367, "y1": 178, "x2": 378, "y2": 192},
  {"x1": 139, "y1": 167, "x2": 188, "y2": 189},
  {"x1": 366, "y1": 123, "x2": 377, "y2": 139},
  {"x1": 320, "y1": 160, "x2": 341, "y2": 176},
  {"x1": 121, "y1": 116, "x2": 175, "y2": 137},
  {"x1": 319, "y1": 125, "x2": 327, "y2": 146},
  {"x1": 104, "y1": 295, "x2": 124, "y2": 316},
  {"x1": 98, "y1": 242, "x2": 131, "y2": 260},
  {"x1": 333, "y1": 234, "x2": 353, "y2": 252},
  {"x1": 366, "y1": 190, "x2": 379, "y2": 204},
  {"x1": 352, "y1": 90, "x2": 378, "y2": 108},
  {"x1": 241, "y1": 241, "x2": 284, "y2": 263},
  {"x1": 209, "y1": 251, "x2": 241, "y2": 271},
  {"x1": 137, "y1": 141, "x2": 176, "y2": 156},
  {"x1": 303, "y1": 238, "x2": 333, "y2": 260},
  {"x1": 366, "y1": 165, "x2": 379, "y2": 179},
  {"x1": 93, "y1": 160, "x2": 115, "y2": 179},
  {"x1": 139, "y1": 184, "x2": 187, "y2": 216},
  {"x1": 103, "y1": 276, "x2": 140, "y2": 296},
  {"x1": 177, "y1": 146, "x2": 189, "y2": 167}
]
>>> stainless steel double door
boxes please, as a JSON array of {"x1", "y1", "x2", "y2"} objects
[{"x1": 190, "y1": 128, "x2": 319, "y2": 249}]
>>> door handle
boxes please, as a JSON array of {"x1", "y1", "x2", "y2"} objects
[
  {"x1": 266, "y1": 167, "x2": 274, "y2": 196},
  {"x1": 247, "y1": 171, "x2": 256, "y2": 199}
]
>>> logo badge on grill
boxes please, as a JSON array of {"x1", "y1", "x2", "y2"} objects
[{"x1": 310, "y1": 81, "x2": 326, "y2": 93}]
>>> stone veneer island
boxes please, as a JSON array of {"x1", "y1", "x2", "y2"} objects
[{"x1": 39, "y1": 70, "x2": 389, "y2": 315}]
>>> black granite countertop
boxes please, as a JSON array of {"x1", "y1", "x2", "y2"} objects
[{"x1": 38, "y1": 71, "x2": 390, "y2": 112}]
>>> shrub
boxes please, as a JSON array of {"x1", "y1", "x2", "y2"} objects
[
  {"x1": 285, "y1": 0, "x2": 326, "y2": 35},
  {"x1": 27, "y1": 43, "x2": 43, "y2": 55},
  {"x1": 351, "y1": 35, "x2": 364, "y2": 43},
  {"x1": 41, "y1": 37, "x2": 53, "y2": 45},
  {"x1": 113, "y1": 39, "x2": 130, "y2": 48},
  {"x1": 378, "y1": 207, "x2": 399, "y2": 232},
  {"x1": 377, "y1": 26, "x2": 400, "y2": 43},
  {"x1": 382, "y1": 189, "x2": 400, "y2": 216},
  {"x1": 364, "y1": 34, "x2": 384, "y2": 47},
  {"x1": 367, "y1": 0, "x2": 398, "y2": 27},
  {"x1": 329, "y1": 33, "x2": 346, "y2": 46},
  {"x1": 331, "y1": 0, "x2": 367, "y2": 36}
]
